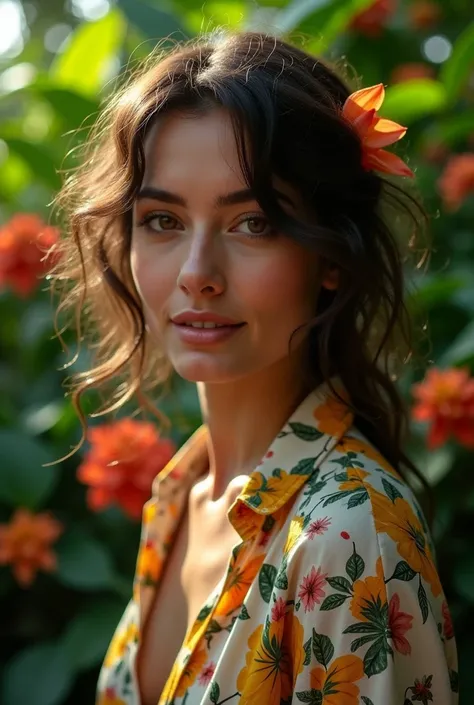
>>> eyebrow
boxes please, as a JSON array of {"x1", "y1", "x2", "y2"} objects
[{"x1": 136, "y1": 186, "x2": 295, "y2": 209}]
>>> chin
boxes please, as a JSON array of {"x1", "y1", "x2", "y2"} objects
[{"x1": 170, "y1": 353, "x2": 246, "y2": 384}]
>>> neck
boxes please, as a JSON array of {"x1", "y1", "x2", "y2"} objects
[{"x1": 197, "y1": 352, "x2": 319, "y2": 501}]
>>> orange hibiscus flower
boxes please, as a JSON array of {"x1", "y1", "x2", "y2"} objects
[
  {"x1": 215, "y1": 554, "x2": 264, "y2": 616},
  {"x1": 175, "y1": 645, "x2": 208, "y2": 697},
  {"x1": 104, "y1": 621, "x2": 138, "y2": 667},
  {"x1": 313, "y1": 391, "x2": 352, "y2": 437},
  {"x1": 350, "y1": 556, "x2": 386, "y2": 621},
  {"x1": 240, "y1": 469, "x2": 299, "y2": 512},
  {"x1": 342, "y1": 84, "x2": 413, "y2": 177},
  {"x1": 310, "y1": 654, "x2": 364, "y2": 705},
  {"x1": 371, "y1": 490, "x2": 442, "y2": 596},
  {"x1": 336, "y1": 436, "x2": 401, "y2": 479},
  {"x1": 135, "y1": 539, "x2": 162, "y2": 586},
  {"x1": 339, "y1": 467, "x2": 371, "y2": 493},
  {"x1": 0, "y1": 508, "x2": 63, "y2": 587}
]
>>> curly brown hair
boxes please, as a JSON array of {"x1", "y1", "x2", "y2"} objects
[{"x1": 51, "y1": 30, "x2": 430, "y2": 498}]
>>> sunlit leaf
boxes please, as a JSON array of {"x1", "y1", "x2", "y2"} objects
[
  {"x1": 381, "y1": 79, "x2": 447, "y2": 124},
  {"x1": 50, "y1": 10, "x2": 126, "y2": 97},
  {"x1": 275, "y1": 0, "x2": 374, "y2": 45},
  {"x1": 1, "y1": 642, "x2": 73, "y2": 705},
  {"x1": 0, "y1": 137, "x2": 60, "y2": 190},
  {"x1": 440, "y1": 22, "x2": 474, "y2": 105},
  {"x1": 117, "y1": 0, "x2": 187, "y2": 40}
]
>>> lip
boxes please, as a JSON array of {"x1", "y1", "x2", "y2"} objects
[
  {"x1": 171, "y1": 310, "x2": 243, "y2": 326},
  {"x1": 171, "y1": 321, "x2": 246, "y2": 345}
]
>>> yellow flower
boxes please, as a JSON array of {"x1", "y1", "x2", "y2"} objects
[
  {"x1": 311, "y1": 654, "x2": 364, "y2": 705},
  {"x1": 350, "y1": 556, "x2": 386, "y2": 621},
  {"x1": 338, "y1": 468, "x2": 371, "y2": 492},
  {"x1": 136, "y1": 539, "x2": 162, "y2": 585},
  {"x1": 313, "y1": 392, "x2": 352, "y2": 437},
  {"x1": 104, "y1": 621, "x2": 138, "y2": 667},
  {"x1": 215, "y1": 554, "x2": 264, "y2": 617},
  {"x1": 371, "y1": 489, "x2": 442, "y2": 597},
  {"x1": 336, "y1": 436, "x2": 401, "y2": 479},
  {"x1": 96, "y1": 687, "x2": 127, "y2": 705},
  {"x1": 283, "y1": 516, "x2": 304, "y2": 555},
  {"x1": 241, "y1": 470, "x2": 298, "y2": 511},
  {"x1": 175, "y1": 645, "x2": 208, "y2": 696}
]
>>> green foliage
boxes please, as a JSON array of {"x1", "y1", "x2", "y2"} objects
[{"x1": 0, "y1": 0, "x2": 473, "y2": 703}]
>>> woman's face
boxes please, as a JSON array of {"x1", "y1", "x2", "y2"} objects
[{"x1": 130, "y1": 108, "x2": 334, "y2": 385}]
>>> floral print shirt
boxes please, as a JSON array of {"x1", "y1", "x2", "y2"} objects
[{"x1": 97, "y1": 377, "x2": 458, "y2": 705}]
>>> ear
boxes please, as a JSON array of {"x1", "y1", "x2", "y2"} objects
[{"x1": 321, "y1": 262, "x2": 339, "y2": 291}]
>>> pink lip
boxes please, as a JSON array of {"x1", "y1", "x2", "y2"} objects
[
  {"x1": 172, "y1": 322, "x2": 246, "y2": 345},
  {"x1": 171, "y1": 310, "x2": 243, "y2": 326}
]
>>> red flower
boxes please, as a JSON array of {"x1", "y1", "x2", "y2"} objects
[
  {"x1": 306, "y1": 517, "x2": 331, "y2": 539},
  {"x1": 350, "y1": 0, "x2": 397, "y2": 37},
  {"x1": 442, "y1": 600, "x2": 454, "y2": 640},
  {"x1": 390, "y1": 63, "x2": 435, "y2": 85},
  {"x1": 408, "y1": 0, "x2": 442, "y2": 30},
  {"x1": 0, "y1": 508, "x2": 63, "y2": 587},
  {"x1": 410, "y1": 674, "x2": 434, "y2": 704},
  {"x1": 0, "y1": 213, "x2": 60, "y2": 297},
  {"x1": 77, "y1": 418, "x2": 176, "y2": 520},
  {"x1": 297, "y1": 566, "x2": 327, "y2": 612},
  {"x1": 198, "y1": 661, "x2": 216, "y2": 686},
  {"x1": 411, "y1": 367, "x2": 474, "y2": 449},
  {"x1": 271, "y1": 596, "x2": 287, "y2": 622},
  {"x1": 438, "y1": 153, "x2": 474, "y2": 211},
  {"x1": 388, "y1": 593, "x2": 413, "y2": 654}
]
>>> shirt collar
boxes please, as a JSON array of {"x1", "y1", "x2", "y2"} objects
[{"x1": 153, "y1": 376, "x2": 354, "y2": 540}]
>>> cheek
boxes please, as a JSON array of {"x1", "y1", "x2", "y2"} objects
[{"x1": 130, "y1": 243, "x2": 171, "y2": 315}]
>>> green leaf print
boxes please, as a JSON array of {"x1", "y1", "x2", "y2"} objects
[
  {"x1": 239, "y1": 604, "x2": 250, "y2": 620},
  {"x1": 275, "y1": 563, "x2": 289, "y2": 590},
  {"x1": 361, "y1": 698, "x2": 375, "y2": 705},
  {"x1": 262, "y1": 515, "x2": 276, "y2": 532},
  {"x1": 347, "y1": 491, "x2": 369, "y2": 508},
  {"x1": 296, "y1": 689, "x2": 323, "y2": 704},
  {"x1": 210, "y1": 682, "x2": 220, "y2": 704},
  {"x1": 387, "y1": 561, "x2": 417, "y2": 582},
  {"x1": 364, "y1": 636, "x2": 389, "y2": 677},
  {"x1": 418, "y1": 578, "x2": 429, "y2": 624},
  {"x1": 450, "y1": 669, "x2": 459, "y2": 693},
  {"x1": 291, "y1": 457, "x2": 317, "y2": 475},
  {"x1": 303, "y1": 637, "x2": 312, "y2": 666},
  {"x1": 272, "y1": 468, "x2": 282, "y2": 479},
  {"x1": 334, "y1": 472, "x2": 348, "y2": 482},
  {"x1": 346, "y1": 545, "x2": 365, "y2": 582},
  {"x1": 344, "y1": 622, "x2": 382, "y2": 635},
  {"x1": 312, "y1": 630, "x2": 334, "y2": 668},
  {"x1": 247, "y1": 493, "x2": 262, "y2": 508},
  {"x1": 322, "y1": 490, "x2": 354, "y2": 507},
  {"x1": 289, "y1": 422, "x2": 324, "y2": 441},
  {"x1": 259, "y1": 564, "x2": 277, "y2": 603},
  {"x1": 350, "y1": 634, "x2": 379, "y2": 652},
  {"x1": 196, "y1": 604, "x2": 213, "y2": 621},
  {"x1": 382, "y1": 478, "x2": 403, "y2": 502},
  {"x1": 326, "y1": 576, "x2": 353, "y2": 594},
  {"x1": 320, "y1": 594, "x2": 348, "y2": 611}
]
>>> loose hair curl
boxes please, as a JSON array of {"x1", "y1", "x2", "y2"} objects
[{"x1": 52, "y1": 30, "x2": 430, "y2": 498}]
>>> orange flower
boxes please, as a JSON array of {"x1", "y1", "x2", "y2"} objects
[
  {"x1": 104, "y1": 621, "x2": 138, "y2": 667},
  {"x1": 175, "y1": 645, "x2": 208, "y2": 697},
  {"x1": 215, "y1": 554, "x2": 264, "y2": 616},
  {"x1": 313, "y1": 391, "x2": 352, "y2": 436},
  {"x1": 390, "y1": 63, "x2": 435, "y2": 84},
  {"x1": 438, "y1": 154, "x2": 474, "y2": 211},
  {"x1": 336, "y1": 435, "x2": 401, "y2": 479},
  {"x1": 136, "y1": 539, "x2": 163, "y2": 586},
  {"x1": 0, "y1": 213, "x2": 59, "y2": 297},
  {"x1": 408, "y1": 0, "x2": 442, "y2": 30},
  {"x1": 371, "y1": 489, "x2": 442, "y2": 596},
  {"x1": 77, "y1": 419, "x2": 175, "y2": 520},
  {"x1": 349, "y1": 0, "x2": 397, "y2": 37},
  {"x1": 342, "y1": 84, "x2": 413, "y2": 177},
  {"x1": 240, "y1": 469, "x2": 299, "y2": 512},
  {"x1": 0, "y1": 508, "x2": 63, "y2": 587},
  {"x1": 411, "y1": 367, "x2": 474, "y2": 449},
  {"x1": 310, "y1": 654, "x2": 364, "y2": 705},
  {"x1": 283, "y1": 515, "x2": 305, "y2": 555},
  {"x1": 339, "y1": 467, "x2": 371, "y2": 492},
  {"x1": 350, "y1": 556, "x2": 386, "y2": 621},
  {"x1": 97, "y1": 687, "x2": 127, "y2": 705}
]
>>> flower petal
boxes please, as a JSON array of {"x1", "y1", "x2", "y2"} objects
[
  {"x1": 346, "y1": 83, "x2": 385, "y2": 112},
  {"x1": 365, "y1": 118, "x2": 408, "y2": 148},
  {"x1": 363, "y1": 148, "x2": 414, "y2": 177}
]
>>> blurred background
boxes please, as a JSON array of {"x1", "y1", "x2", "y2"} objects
[{"x1": 0, "y1": 0, "x2": 473, "y2": 703}]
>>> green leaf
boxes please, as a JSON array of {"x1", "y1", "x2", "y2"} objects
[
  {"x1": 347, "y1": 491, "x2": 369, "y2": 508},
  {"x1": 323, "y1": 490, "x2": 353, "y2": 507},
  {"x1": 438, "y1": 321, "x2": 474, "y2": 367},
  {"x1": 1, "y1": 642, "x2": 74, "y2": 705},
  {"x1": 258, "y1": 564, "x2": 277, "y2": 603},
  {"x1": 296, "y1": 690, "x2": 323, "y2": 705},
  {"x1": 346, "y1": 546, "x2": 365, "y2": 582},
  {"x1": 449, "y1": 669, "x2": 459, "y2": 693},
  {"x1": 363, "y1": 636, "x2": 388, "y2": 677},
  {"x1": 210, "y1": 681, "x2": 220, "y2": 704},
  {"x1": 362, "y1": 697, "x2": 376, "y2": 705},
  {"x1": 275, "y1": 563, "x2": 289, "y2": 590},
  {"x1": 440, "y1": 22, "x2": 474, "y2": 104},
  {"x1": 239, "y1": 604, "x2": 250, "y2": 620},
  {"x1": 312, "y1": 629, "x2": 334, "y2": 668},
  {"x1": 276, "y1": 0, "x2": 374, "y2": 42},
  {"x1": 350, "y1": 634, "x2": 378, "y2": 652},
  {"x1": 320, "y1": 593, "x2": 348, "y2": 610},
  {"x1": 50, "y1": 10, "x2": 126, "y2": 97},
  {"x1": 326, "y1": 576, "x2": 353, "y2": 594},
  {"x1": 38, "y1": 87, "x2": 99, "y2": 132},
  {"x1": 56, "y1": 528, "x2": 115, "y2": 591},
  {"x1": 60, "y1": 598, "x2": 126, "y2": 671},
  {"x1": 303, "y1": 637, "x2": 312, "y2": 666},
  {"x1": 117, "y1": 0, "x2": 187, "y2": 40},
  {"x1": 0, "y1": 137, "x2": 60, "y2": 190},
  {"x1": 0, "y1": 430, "x2": 59, "y2": 508},
  {"x1": 418, "y1": 579, "x2": 429, "y2": 624},
  {"x1": 382, "y1": 478, "x2": 403, "y2": 503},
  {"x1": 289, "y1": 422, "x2": 324, "y2": 441},
  {"x1": 381, "y1": 80, "x2": 447, "y2": 124},
  {"x1": 343, "y1": 622, "x2": 381, "y2": 634},
  {"x1": 388, "y1": 561, "x2": 417, "y2": 582},
  {"x1": 291, "y1": 457, "x2": 317, "y2": 475}
]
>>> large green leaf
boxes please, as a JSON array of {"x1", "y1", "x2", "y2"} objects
[
  {"x1": 37, "y1": 87, "x2": 99, "y2": 132},
  {"x1": 0, "y1": 137, "x2": 60, "y2": 190},
  {"x1": 276, "y1": 0, "x2": 374, "y2": 45},
  {"x1": 440, "y1": 22, "x2": 474, "y2": 105},
  {"x1": 1, "y1": 642, "x2": 74, "y2": 705},
  {"x1": 0, "y1": 430, "x2": 59, "y2": 508},
  {"x1": 56, "y1": 527, "x2": 116, "y2": 591},
  {"x1": 50, "y1": 10, "x2": 126, "y2": 97},
  {"x1": 434, "y1": 111, "x2": 474, "y2": 146},
  {"x1": 117, "y1": 0, "x2": 187, "y2": 40},
  {"x1": 60, "y1": 598, "x2": 126, "y2": 671},
  {"x1": 381, "y1": 80, "x2": 447, "y2": 124},
  {"x1": 438, "y1": 321, "x2": 474, "y2": 367}
]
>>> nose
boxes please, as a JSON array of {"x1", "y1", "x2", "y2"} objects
[{"x1": 176, "y1": 235, "x2": 225, "y2": 297}]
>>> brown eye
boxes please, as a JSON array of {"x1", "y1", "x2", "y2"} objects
[
  {"x1": 235, "y1": 215, "x2": 273, "y2": 238},
  {"x1": 139, "y1": 213, "x2": 180, "y2": 233}
]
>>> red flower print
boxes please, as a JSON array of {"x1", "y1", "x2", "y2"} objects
[
  {"x1": 271, "y1": 597, "x2": 287, "y2": 622},
  {"x1": 198, "y1": 661, "x2": 216, "y2": 686},
  {"x1": 298, "y1": 566, "x2": 327, "y2": 612},
  {"x1": 410, "y1": 674, "x2": 434, "y2": 704},
  {"x1": 388, "y1": 593, "x2": 413, "y2": 655},
  {"x1": 77, "y1": 419, "x2": 175, "y2": 520},
  {"x1": 442, "y1": 600, "x2": 454, "y2": 640},
  {"x1": 341, "y1": 531, "x2": 351, "y2": 540},
  {"x1": 306, "y1": 517, "x2": 331, "y2": 539}
]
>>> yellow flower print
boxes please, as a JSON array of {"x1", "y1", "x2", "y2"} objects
[
  {"x1": 338, "y1": 468, "x2": 371, "y2": 493},
  {"x1": 237, "y1": 614, "x2": 305, "y2": 704},
  {"x1": 350, "y1": 556, "x2": 386, "y2": 622},
  {"x1": 104, "y1": 621, "x2": 138, "y2": 667},
  {"x1": 241, "y1": 470, "x2": 297, "y2": 511},
  {"x1": 310, "y1": 654, "x2": 364, "y2": 705},
  {"x1": 136, "y1": 539, "x2": 162, "y2": 586},
  {"x1": 336, "y1": 436, "x2": 401, "y2": 479},
  {"x1": 175, "y1": 644, "x2": 208, "y2": 697},
  {"x1": 283, "y1": 515, "x2": 304, "y2": 555},
  {"x1": 96, "y1": 687, "x2": 127, "y2": 705},
  {"x1": 371, "y1": 489, "x2": 442, "y2": 597},
  {"x1": 215, "y1": 554, "x2": 264, "y2": 617},
  {"x1": 313, "y1": 391, "x2": 352, "y2": 437}
]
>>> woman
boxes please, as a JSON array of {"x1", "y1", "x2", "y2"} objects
[{"x1": 53, "y1": 30, "x2": 458, "y2": 705}]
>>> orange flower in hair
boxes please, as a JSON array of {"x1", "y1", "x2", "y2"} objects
[{"x1": 342, "y1": 84, "x2": 413, "y2": 177}]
